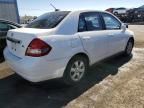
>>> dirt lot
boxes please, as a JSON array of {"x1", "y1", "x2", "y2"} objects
[
  {"x1": 67, "y1": 48, "x2": 144, "y2": 108},
  {"x1": 0, "y1": 25, "x2": 144, "y2": 108},
  {"x1": 129, "y1": 25, "x2": 144, "y2": 48}
]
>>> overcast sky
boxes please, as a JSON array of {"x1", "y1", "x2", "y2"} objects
[{"x1": 17, "y1": 0, "x2": 144, "y2": 16}]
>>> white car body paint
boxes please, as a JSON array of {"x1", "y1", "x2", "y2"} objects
[{"x1": 4, "y1": 10, "x2": 134, "y2": 82}]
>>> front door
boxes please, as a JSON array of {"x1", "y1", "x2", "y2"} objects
[
  {"x1": 101, "y1": 13, "x2": 128, "y2": 56},
  {"x1": 78, "y1": 12, "x2": 109, "y2": 64}
]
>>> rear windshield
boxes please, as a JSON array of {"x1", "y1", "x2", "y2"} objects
[{"x1": 26, "y1": 11, "x2": 70, "y2": 29}]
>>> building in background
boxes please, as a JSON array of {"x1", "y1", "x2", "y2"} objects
[{"x1": 0, "y1": 0, "x2": 19, "y2": 23}]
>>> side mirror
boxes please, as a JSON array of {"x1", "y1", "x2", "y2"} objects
[
  {"x1": 121, "y1": 23, "x2": 128, "y2": 31},
  {"x1": 125, "y1": 23, "x2": 128, "y2": 28}
]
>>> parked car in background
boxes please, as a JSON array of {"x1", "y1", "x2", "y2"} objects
[
  {"x1": 106, "y1": 8, "x2": 128, "y2": 22},
  {"x1": 127, "y1": 5, "x2": 144, "y2": 22},
  {"x1": 105, "y1": 8, "x2": 115, "y2": 13},
  {"x1": 113, "y1": 8, "x2": 128, "y2": 15},
  {"x1": 4, "y1": 10, "x2": 134, "y2": 85},
  {"x1": 0, "y1": 19, "x2": 21, "y2": 58}
]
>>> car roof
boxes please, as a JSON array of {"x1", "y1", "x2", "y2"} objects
[
  {"x1": 0, "y1": 19, "x2": 21, "y2": 28},
  {"x1": 42, "y1": 10, "x2": 111, "y2": 18},
  {"x1": 70, "y1": 10, "x2": 107, "y2": 13},
  {"x1": 61, "y1": 10, "x2": 110, "y2": 17},
  {"x1": 45, "y1": 10, "x2": 108, "y2": 14}
]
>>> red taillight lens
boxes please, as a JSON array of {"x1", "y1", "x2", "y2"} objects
[{"x1": 25, "y1": 38, "x2": 52, "y2": 57}]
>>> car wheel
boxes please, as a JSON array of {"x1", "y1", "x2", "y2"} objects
[
  {"x1": 63, "y1": 56, "x2": 89, "y2": 85},
  {"x1": 124, "y1": 39, "x2": 134, "y2": 56}
]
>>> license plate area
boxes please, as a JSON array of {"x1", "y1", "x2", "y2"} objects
[{"x1": 11, "y1": 42, "x2": 17, "y2": 51}]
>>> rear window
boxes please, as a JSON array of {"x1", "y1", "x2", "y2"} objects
[{"x1": 26, "y1": 11, "x2": 70, "y2": 29}]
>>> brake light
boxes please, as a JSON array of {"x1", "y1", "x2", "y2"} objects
[{"x1": 25, "y1": 38, "x2": 52, "y2": 57}]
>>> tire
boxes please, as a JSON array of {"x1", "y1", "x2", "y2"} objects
[
  {"x1": 124, "y1": 39, "x2": 134, "y2": 56},
  {"x1": 63, "y1": 56, "x2": 89, "y2": 85}
]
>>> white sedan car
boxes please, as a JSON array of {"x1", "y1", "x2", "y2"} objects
[
  {"x1": 113, "y1": 8, "x2": 128, "y2": 15},
  {"x1": 4, "y1": 10, "x2": 134, "y2": 85}
]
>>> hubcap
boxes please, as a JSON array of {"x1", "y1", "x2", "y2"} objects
[
  {"x1": 127, "y1": 42, "x2": 133, "y2": 54},
  {"x1": 70, "y1": 60, "x2": 85, "y2": 82}
]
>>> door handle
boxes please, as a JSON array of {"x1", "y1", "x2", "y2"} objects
[
  {"x1": 82, "y1": 36, "x2": 91, "y2": 40},
  {"x1": 108, "y1": 33, "x2": 115, "y2": 37},
  {"x1": 108, "y1": 33, "x2": 114, "y2": 36}
]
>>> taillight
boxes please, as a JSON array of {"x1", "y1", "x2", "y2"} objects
[{"x1": 25, "y1": 38, "x2": 52, "y2": 57}]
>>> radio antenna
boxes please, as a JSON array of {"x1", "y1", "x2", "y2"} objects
[{"x1": 50, "y1": 3, "x2": 60, "y2": 11}]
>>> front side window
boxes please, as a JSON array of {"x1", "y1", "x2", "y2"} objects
[
  {"x1": 26, "y1": 11, "x2": 70, "y2": 29},
  {"x1": 102, "y1": 13, "x2": 121, "y2": 30}
]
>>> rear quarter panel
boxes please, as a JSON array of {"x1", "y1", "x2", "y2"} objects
[{"x1": 39, "y1": 34, "x2": 88, "y2": 62}]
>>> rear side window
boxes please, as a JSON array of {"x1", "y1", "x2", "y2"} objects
[
  {"x1": 78, "y1": 12, "x2": 103, "y2": 32},
  {"x1": 78, "y1": 15, "x2": 87, "y2": 32},
  {"x1": 102, "y1": 13, "x2": 121, "y2": 30},
  {"x1": 26, "y1": 11, "x2": 70, "y2": 29}
]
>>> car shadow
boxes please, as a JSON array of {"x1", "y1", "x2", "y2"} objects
[
  {"x1": 0, "y1": 51, "x2": 5, "y2": 63},
  {"x1": 0, "y1": 56, "x2": 4, "y2": 63},
  {"x1": 0, "y1": 55, "x2": 132, "y2": 108}
]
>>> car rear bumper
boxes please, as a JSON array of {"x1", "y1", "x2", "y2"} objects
[{"x1": 4, "y1": 47, "x2": 69, "y2": 82}]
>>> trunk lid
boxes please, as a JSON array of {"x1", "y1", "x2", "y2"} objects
[{"x1": 7, "y1": 28, "x2": 54, "y2": 58}]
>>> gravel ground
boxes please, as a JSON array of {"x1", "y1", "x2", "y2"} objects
[{"x1": 67, "y1": 48, "x2": 144, "y2": 108}]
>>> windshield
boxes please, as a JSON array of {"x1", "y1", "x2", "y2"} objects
[{"x1": 26, "y1": 11, "x2": 70, "y2": 29}]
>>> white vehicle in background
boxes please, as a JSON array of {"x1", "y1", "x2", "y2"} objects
[
  {"x1": 113, "y1": 8, "x2": 128, "y2": 15},
  {"x1": 4, "y1": 10, "x2": 134, "y2": 85}
]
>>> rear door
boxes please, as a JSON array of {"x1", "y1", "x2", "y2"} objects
[{"x1": 78, "y1": 12, "x2": 109, "y2": 64}]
